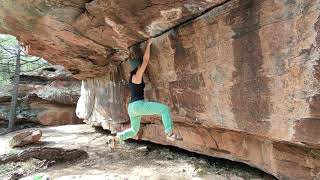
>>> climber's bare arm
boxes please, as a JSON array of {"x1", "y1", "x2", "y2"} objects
[{"x1": 132, "y1": 39, "x2": 152, "y2": 84}]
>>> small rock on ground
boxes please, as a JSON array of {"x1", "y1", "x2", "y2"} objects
[{"x1": 9, "y1": 130, "x2": 42, "y2": 148}]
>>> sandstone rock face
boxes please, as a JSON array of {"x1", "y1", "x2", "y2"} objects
[
  {"x1": 9, "y1": 130, "x2": 42, "y2": 148},
  {"x1": 0, "y1": 0, "x2": 227, "y2": 79},
  {"x1": 2, "y1": 0, "x2": 320, "y2": 179},
  {"x1": 76, "y1": 67, "x2": 130, "y2": 132},
  {"x1": 77, "y1": 0, "x2": 320, "y2": 179},
  {"x1": 20, "y1": 65, "x2": 80, "y2": 105},
  {"x1": 0, "y1": 65, "x2": 82, "y2": 126},
  {"x1": 34, "y1": 97, "x2": 81, "y2": 126}
]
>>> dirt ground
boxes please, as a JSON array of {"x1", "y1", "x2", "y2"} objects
[{"x1": 0, "y1": 124, "x2": 277, "y2": 180}]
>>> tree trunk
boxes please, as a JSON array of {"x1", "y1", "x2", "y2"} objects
[{"x1": 8, "y1": 48, "x2": 21, "y2": 131}]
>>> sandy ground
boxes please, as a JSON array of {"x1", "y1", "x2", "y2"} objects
[{"x1": 0, "y1": 124, "x2": 276, "y2": 180}]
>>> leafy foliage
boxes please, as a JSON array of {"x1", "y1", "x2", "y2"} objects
[{"x1": 0, "y1": 34, "x2": 49, "y2": 86}]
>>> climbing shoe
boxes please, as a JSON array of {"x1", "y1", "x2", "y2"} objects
[
  {"x1": 166, "y1": 133, "x2": 183, "y2": 142},
  {"x1": 106, "y1": 135, "x2": 121, "y2": 148}
]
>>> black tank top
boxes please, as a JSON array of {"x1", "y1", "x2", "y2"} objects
[{"x1": 129, "y1": 73, "x2": 145, "y2": 103}]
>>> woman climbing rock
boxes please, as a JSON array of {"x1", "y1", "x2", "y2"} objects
[{"x1": 110, "y1": 38, "x2": 182, "y2": 147}]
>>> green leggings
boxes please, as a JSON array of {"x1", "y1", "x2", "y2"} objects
[{"x1": 117, "y1": 100, "x2": 173, "y2": 141}]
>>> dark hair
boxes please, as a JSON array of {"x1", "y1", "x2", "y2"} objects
[
  {"x1": 130, "y1": 67, "x2": 138, "y2": 76},
  {"x1": 129, "y1": 48, "x2": 136, "y2": 60}
]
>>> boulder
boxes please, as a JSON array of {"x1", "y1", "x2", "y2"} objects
[
  {"x1": 9, "y1": 130, "x2": 42, "y2": 148},
  {"x1": 0, "y1": 65, "x2": 82, "y2": 126},
  {"x1": 75, "y1": 0, "x2": 320, "y2": 179},
  {"x1": 1, "y1": 0, "x2": 320, "y2": 179},
  {"x1": 37, "y1": 107, "x2": 82, "y2": 126},
  {"x1": 0, "y1": 0, "x2": 228, "y2": 79}
]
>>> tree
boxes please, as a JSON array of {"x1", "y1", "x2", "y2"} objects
[{"x1": 0, "y1": 34, "x2": 49, "y2": 131}]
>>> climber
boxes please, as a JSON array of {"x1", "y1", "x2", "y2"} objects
[{"x1": 110, "y1": 38, "x2": 182, "y2": 147}]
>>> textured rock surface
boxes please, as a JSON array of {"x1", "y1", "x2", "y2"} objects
[
  {"x1": 2, "y1": 0, "x2": 320, "y2": 179},
  {"x1": 0, "y1": 0, "x2": 227, "y2": 79},
  {"x1": 76, "y1": 66, "x2": 130, "y2": 132},
  {"x1": 76, "y1": 0, "x2": 320, "y2": 179},
  {"x1": 0, "y1": 65, "x2": 82, "y2": 126},
  {"x1": 9, "y1": 130, "x2": 42, "y2": 148}
]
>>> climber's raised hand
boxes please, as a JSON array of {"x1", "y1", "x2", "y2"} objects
[
  {"x1": 146, "y1": 38, "x2": 152, "y2": 47},
  {"x1": 132, "y1": 38, "x2": 152, "y2": 84}
]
